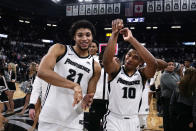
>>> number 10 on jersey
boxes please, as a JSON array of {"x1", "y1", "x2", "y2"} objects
[{"x1": 122, "y1": 87, "x2": 136, "y2": 99}]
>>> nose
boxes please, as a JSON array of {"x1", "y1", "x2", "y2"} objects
[
  {"x1": 127, "y1": 56, "x2": 133, "y2": 62},
  {"x1": 81, "y1": 35, "x2": 88, "y2": 41}
]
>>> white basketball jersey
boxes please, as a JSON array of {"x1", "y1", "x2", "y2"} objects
[
  {"x1": 39, "y1": 45, "x2": 94, "y2": 129},
  {"x1": 108, "y1": 66, "x2": 145, "y2": 116},
  {"x1": 93, "y1": 68, "x2": 108, "y2": 100},
  {"x1": 139, "y1": 79, "x2": 152, "y2": 114}
]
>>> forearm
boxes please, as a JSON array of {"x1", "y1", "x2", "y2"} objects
[
  {"x1": 103, "y1": 33, "x2": 118, "y2": 65},
  {"x1": 29, "y1": 88, "x2": 40, "y2": 105},
  {"x1": 128, "y1": 37, "x2": 156, "y2": 67},
  {"x1": 156, "y1": 59, "x2": 167, "y2": 71},
  {"x1": 38, "y1": 69, "x2": 78, "y2": 90}
]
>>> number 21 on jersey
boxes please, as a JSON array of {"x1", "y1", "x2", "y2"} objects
[{"x1": 67, "y1": 69, "x2": 84, "y2": 84}]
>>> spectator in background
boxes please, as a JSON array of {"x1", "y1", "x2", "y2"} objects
[
  {"x1": 89, "y1": 40, "x2": 99, "y2": 62},
  {"x1": 0, "y1": 67, "x2": 9, "y2": 130},
  {"x1": 160, "y1": 61, "x2": 180, "y2": 131},
  {"x1": 170, "y1": 67, "x2": 196, "y2": 131},
  {"x1": 182, "y1": 59, "x2": 191, "y2": 76},
  {"x1": 17, "y1": 62, "x2": 37, "y2": 115},
  {"x1": 4, "y1": 63, "x2": 16, "y2": 114}
]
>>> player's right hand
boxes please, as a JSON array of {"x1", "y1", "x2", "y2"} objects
[
  {"x1": 72, "y1": 85, "x2": 83, "y2": 107},
  {"x1": 112, "y1": 19, "x2": 124, "y2": 34},
  {"x1": 29, "y1": 109, "x2": 35, "y2": 120}
]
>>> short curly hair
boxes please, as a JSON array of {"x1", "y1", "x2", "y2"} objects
[{"x1": 69, "y1": 20, "x2": 96, "y2": 39}]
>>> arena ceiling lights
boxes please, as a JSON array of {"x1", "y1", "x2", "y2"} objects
[
  {"x1": 78, "y1": 0, "x2": 92, "y2": 2},
  {"x1": 51, "y1": 0, "x2": 61, "y2": 4}
]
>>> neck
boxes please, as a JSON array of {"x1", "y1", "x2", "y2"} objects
[
  {"x1": 73, "y1": 46, "x2": 89, "y2": 57},
  {"x1": 124, "y1": 66, "x2": 136, "y2": 76}
]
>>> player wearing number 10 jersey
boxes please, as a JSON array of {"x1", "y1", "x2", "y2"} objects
[
  {"x1": 37, "y1": 20, "x2": 101, "y2": 131},
  {"x1": 103, "y1": 19, "x2": 157, "y2": 131}
]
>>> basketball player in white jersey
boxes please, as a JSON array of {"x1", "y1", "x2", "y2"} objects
[
  {"x1": 28, "y1": 76, "x2": 48, "y2": 131},
  {"x1": 37, "y1": 20, "x2": 101, "y2": 131},
  {"x1": 138, "y1": 78, "x2": 154, "y2": 129},
  {"x1": 103, "y1": 19, "x2": 157, "y2": 131}
]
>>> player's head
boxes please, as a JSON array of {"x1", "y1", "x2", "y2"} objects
[
  {"x1": 69, "y1": 20, "x2": 96, "y2": 51},
  {"x1": 89, "y1": 40, "x2": 99, "y2": 55},
  {"x1": 124, "y1": 49, "x2": 143, "y2": 71}
]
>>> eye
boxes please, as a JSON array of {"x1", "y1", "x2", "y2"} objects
[
  {"x1": 77, "y1": 34, "x2": 83, "y2": 37},
  {"x1": 133, "y1": 56, "x2": 139, "y2": 60},
  {"x1": 86, "y1": 32, "x2": 92, "y2": 37}
]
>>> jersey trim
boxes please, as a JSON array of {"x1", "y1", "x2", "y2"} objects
[
  {"x1": 108, "y1": 66, "x2": 121, "y2": 83},
  {"x1": 92, "y1": 59, "x2": 95, "y2": 79},
  {"x1": 122, "y1": 66, "x2": 137, "y2": 77},
  {"x1": 56, "y1": 45, "x2": 67, "y2": 63},
  {"x1": 138, "y1": 70, "x2": 147, "y2": 113},
  {"x1": 138, "y1": 69, "x2": 147, "y2": 91},
  {"x1": 138, "y1": 98, "x2": 142, "y2": 112},
  {"x1": 103, "y1": 110, "x2": 111, "y2": 130},
  {"x1": 41, "y1": 83, "x2": 51, "y2": 108},
  {"x1": 70, "y1": 46, "x2": 90, "y2": 59}
]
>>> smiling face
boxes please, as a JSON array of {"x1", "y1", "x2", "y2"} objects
[
  {"x1": 89, "y1": 42, "x2": 98, "y2": 55},
  {"x1": 124, "y1": 49, "x2": 142, "y2": 71},
  {"x1": 74, "y1": 28, "x2": 93, "y2": 51}
]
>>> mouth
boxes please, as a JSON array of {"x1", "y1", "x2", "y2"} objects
[
  {"x1": 80, "y1": 42, "x2": 88, "y2": 48},
  {"x1": 125, "y1": 61, "x2": 132, "y2": 66}
]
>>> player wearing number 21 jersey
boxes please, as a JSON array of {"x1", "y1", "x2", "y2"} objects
[{"x1": 37, "y1": 20, "x2": 101, "y2": 131}]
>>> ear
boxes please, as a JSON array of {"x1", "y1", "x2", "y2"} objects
[{"x1": 73, "y1": 35, "x2": 76, "y2": 41}]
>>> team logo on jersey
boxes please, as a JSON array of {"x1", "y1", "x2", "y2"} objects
[
  {"x1": 117, "y1": 77, "x2": 140, "y2": 85},
  {"x1": 86, "y1": 61, "x2": 91, "y2": 65},
  {"x1": 65, "y1": 58, "x2": 90, "y2": 73}
]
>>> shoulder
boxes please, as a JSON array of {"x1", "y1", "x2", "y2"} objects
[
  {"x1": 48, "y1": 43, "x2": 66, "y2": 57},
  {"x1": 94, "y1": 61, "x2": 101, "y2": 74}
]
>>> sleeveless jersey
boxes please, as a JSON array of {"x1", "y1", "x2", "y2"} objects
[
  {"x1": 108, "y1": 66, "x2": 145, "y2": 116},
  {"x1": 39, "y1": 45, "x2": 94, "y2": 129}
]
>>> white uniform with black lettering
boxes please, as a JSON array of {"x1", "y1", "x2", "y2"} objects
[
  {"x1": 38, "y1": 45, "x2": 94, "y2": 131},
  {"x1": 138, "y1": 78, "x2": 154, "y2": 128},
  {"x1": 103, "y1": 66, "x2": 145, "y2": 131}
]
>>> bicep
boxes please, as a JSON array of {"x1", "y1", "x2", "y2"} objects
[
  {"x1": 39, "y1": 44, "x2": 65, "y2": 71},
  {"x1": 142, "y1": 65, "x2": 156, "y2": 79}
]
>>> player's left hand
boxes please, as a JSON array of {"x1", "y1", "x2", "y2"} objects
[
  {"x1": 29, "y1": 109, "x2": 35, "y2": 120},
  {"x1": 120, "y1": 28, "x2": 133, "y2": 41},
  {"x1": 72, "y1": 85, "x2": 83, "y2": 107},
  {"x1": 81, "y1": 93, "x2": 94, "y2": 110}
]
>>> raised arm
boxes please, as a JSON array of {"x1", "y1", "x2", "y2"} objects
[
  {"x1": 103, "y1": 19, "x2": 123, "y2": 75},
  {"x1": 120, "y1": 28, "x2": 157, "y2": 78},
  {"x1": 156, "y1": 59, "x2": 168, "y2": 71},
  {"x1": 38, "y1": 44, "x2": 82, "y2": 106}
]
